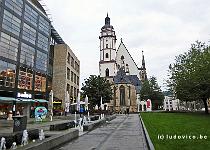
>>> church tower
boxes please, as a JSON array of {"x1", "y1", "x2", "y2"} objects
[{"x1": 99, "y1": 14, "x2": 117, "y2": 78}]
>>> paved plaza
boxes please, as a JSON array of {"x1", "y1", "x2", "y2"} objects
[{"x1": 58, "y1": 114, "x2": 148, "y2": 150}]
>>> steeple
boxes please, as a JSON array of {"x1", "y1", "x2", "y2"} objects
[
  {"x1": 142, "y1": 50, "x2": 145, "y2": 69},
  {"x1": 105, "y1": 13, "x2": 110, "y2": 25}
]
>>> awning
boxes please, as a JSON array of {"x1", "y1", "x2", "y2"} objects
[
  {"x1": 0, "y1": 96, "x2": 16, "y2": 101},
  {"x1": 34, "y1": 99, "x2": 48, "y2": 103},
  {"x1": 0, "y1": 97, "x2": 48, "y2": 103}
]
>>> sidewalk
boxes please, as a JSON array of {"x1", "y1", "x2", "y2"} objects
[{"x1": 58, "y1": 114, "x2": 148, "y2": 150}]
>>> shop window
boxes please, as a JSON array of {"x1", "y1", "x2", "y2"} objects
[
  {"x1": 0, "y1": 60, "x2": 16, "y2": 88},
  {"x1": 18, "y1": 67, "x2": 33, "y2": 90},
  {"x1": 34, "y1": 72, "x2": 46, "y2": 92}
]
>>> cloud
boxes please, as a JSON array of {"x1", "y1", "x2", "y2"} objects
[{"x1": 44, "y1": 0, "x2": 210, "y2": 90}]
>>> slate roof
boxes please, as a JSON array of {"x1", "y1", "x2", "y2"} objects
[{"x1": 113, "y1": 68, "x2": 142, "y2": 93}]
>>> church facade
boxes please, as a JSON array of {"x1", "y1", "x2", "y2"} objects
[{"x1": 99, "y1": 14, "x2": 147, "y2": 113}]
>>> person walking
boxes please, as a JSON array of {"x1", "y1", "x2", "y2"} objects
[{"x1": 126, "y1": 107, "x2": 129, "y2": 116}]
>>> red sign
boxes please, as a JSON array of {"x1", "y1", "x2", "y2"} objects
[{"x1": 147, "y1": 100, "x2": 151, "y2": 108}]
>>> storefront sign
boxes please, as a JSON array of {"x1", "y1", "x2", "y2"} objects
[{"x1": 17, "y1": 92, "x2": 32, "y2": 99}]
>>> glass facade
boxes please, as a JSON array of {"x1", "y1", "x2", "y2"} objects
[
  {"x1": 37, "y1": 33, "x2": 48, "y2": 52},
  {"x1": 24, "y1": 4, "x2": 38, "y2": 27},
  {"x1": 36, "y1": 50, "x2": 47, "y2": 72},
  {"x1": 20, "y1": 43, "x2": 35, "y2": 67},
  {"x1": 39, "y1": 16, "x2": 50, "y2": 36},
  {"x1": 0, "y1": 0, "x2": 51, "y2": 101},
  {"x1": 0, "y1": 60, "x2": 16, "y2": 88},
  {"x1": 2, "y1": 10, "x2": 21, "y2": 36},
  {"x1": 0, "y1": 32, "x2": 19, "y2": 61},
  {"x1": 5, "y1": 0, "x2": 23, "y2": 16},
  {"x1": 22, "y1": 23, "x2": 36, "y2": 45}
]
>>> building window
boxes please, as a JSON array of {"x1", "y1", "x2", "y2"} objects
[
  {"x1": 128, "y1": 86, "x2": 131, "y2": 99},
  {"x1": 74, "y1": 87, "x2": 76, "y2": 98},
  {"x1": 105, "y1": 53, "x2": 109, "y2": 58},
  {"x1": 120, "y1": 85, "x2": 125, "y2": 106},
  {"x1": 0, "y1": 60, "x2": 16, "y2": 88},
  {"x1": 18, "y1": 67, "x2": 33, "y2": 90},
  {"x1": 67, "y1": 84, "x2": 70, "y2": 92},
  {"x1": 34, "y1": 72, "x2": 46, "y2": 92},
  {"x1": 39, "y1": 16, "x2": 50, "y2": 36},
  {"x1": 20, "y1": 43, "x2": 35, "y2": 67},
  {"x1": 70, "y1": 86, "x2": 73, "y2": 97},
  {"x1": 106, "y1": 44, "x2": 108, "y2": 48},
  {"x1": 75, "y1": 61, "x2": 79, "y2": 72},
  {"x1": 121, "y1": 55, "x2": 124, "y2": 60},
  {"x1": 67, "y1": 68, "x2": 70, "y2": 80},
  {"x1": 0, "y1": 32, "x2": 19, "y2": 61},
  {"x1": 36, "y1": 50, "x2": 48, "y2": 72},
  {"x1": 71, "y1": 56, "x2": 74, "y2": 68},
  {"x1": 37, "y1": 33, "x2": 49, "y2": 52},
  {"x1": 24, "y1": 4, "x2": 38, "y2": 27},
  {"x1": 2, "y1": 10, "x2": 21, "y2": 36},
  {"x1": 5, "y1": 0, "x2": 23, "y2": 16},
  {"x1": 77, "y1": 76, "x2": 79, "y2": 86},
  {"x1": 67, "y1": 52, "x2": 70, "y2": 64},
  {"x1": 71, "y1": 71, "x2": 73, "y2": 82},
  {"x1": 22, "y1": 23, "x2": 36, "y2": 45},
  {"x1": 105, "y1": 68, "x2": 109, "y2": 77},
  {"x1": 74, "y1": 73, "x2": 76, "y2": 84}
]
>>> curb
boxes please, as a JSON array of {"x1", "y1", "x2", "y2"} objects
[{"x1": 139, "y1": 114, "x2": 155, "y2": 150}]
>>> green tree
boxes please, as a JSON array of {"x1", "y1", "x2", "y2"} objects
[
  {"x1": 168, "y1": 41, "x2": 210, "y2": 114},
  {"x1": 140, "y1": 76, "x2": 164, "y2": 110},
  {"x1": 81, "y1": 75, "x2": 113, "y2": 108}
]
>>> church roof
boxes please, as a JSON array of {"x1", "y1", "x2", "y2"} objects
[
  {"x1": 114, "y1": 68, "x2": 131, "y2": 84},
  {"x1": 113, "y1": 68, "x2": 142, "y2": 93}
]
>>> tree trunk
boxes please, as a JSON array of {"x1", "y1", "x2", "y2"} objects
[{"x1": 202, "y1": 98, "x2": 209, "y2": 114}]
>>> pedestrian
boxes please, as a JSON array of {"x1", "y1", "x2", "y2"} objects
[{"x1": 126, "y1": 107, "x2": 129, "y2": 116}]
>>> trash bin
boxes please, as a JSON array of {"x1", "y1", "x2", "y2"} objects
[{"x1": 13, "y1": 115, "x2": 27, "y2": 132}]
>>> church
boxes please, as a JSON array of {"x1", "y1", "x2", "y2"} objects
[{"x1": 99, "y1": 14, "x2": 147, "y2": 113}]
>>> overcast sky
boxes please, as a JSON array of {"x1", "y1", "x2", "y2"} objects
[{"x1": 44, "y1": 0, "x2": 210, "y2": 90}]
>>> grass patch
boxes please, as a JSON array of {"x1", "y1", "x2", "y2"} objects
[{"x1": 141, "y1": 112, "x2": 210, "y2": 150}]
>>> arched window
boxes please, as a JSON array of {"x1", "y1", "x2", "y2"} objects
[
  {"x1": 105, "y1": 68, "x2": 109, "y2": 77},
  {"x1": 120, "y1": 85, "x2": 125, "y2": 106},
  {"x1": 121, "y1": 55, "x2": 124, "y2": 60},
  {"x1": 105, "y1": 53, "x2": 109, "y2": 58},
  {"x1": 106, "y1": 44, "x2": 108, "y2": 48}
]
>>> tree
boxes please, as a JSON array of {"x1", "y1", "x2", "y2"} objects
[
  {"x1": 81, "y1": 75, "x2": 113, "y2": 108},
  {"x1": 140, "y1": 76, "x2": 164, "y2": 110},
  {"x1": 168, "y1": 41, "x2": 210, "y2": 114}
]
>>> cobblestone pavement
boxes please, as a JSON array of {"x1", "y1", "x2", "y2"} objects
[{"x1": 58, "y1": 114, "x2": 148, "y2": 150}]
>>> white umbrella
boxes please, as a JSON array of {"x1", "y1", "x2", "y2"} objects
[
  {"x1": 48, "y1": 90, "x2": 53, "y2": 116},
  {"x1": 85, "y1": 95, "x2": 88, "y2": 111},
  {"x1": 77, "y1": 92, "x2": 80, "y2": 111},
  {"x1": 100, "y1": 97, "x2": 104, "y2": 110},
  {"x1": 65, "y1": 91, "x2": 70, "y2": 113}
]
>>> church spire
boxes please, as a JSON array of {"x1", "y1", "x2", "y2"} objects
[
  {"x1": 105, "y1": 13, "x2": 110, "y2": 25},
  {"x1": 142, "y1": 50, "x2": 145, "y2": 69}
]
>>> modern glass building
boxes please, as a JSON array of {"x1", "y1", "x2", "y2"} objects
[{"x1": 0, "y1": 0, "x2": 52, "y2": 117}]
